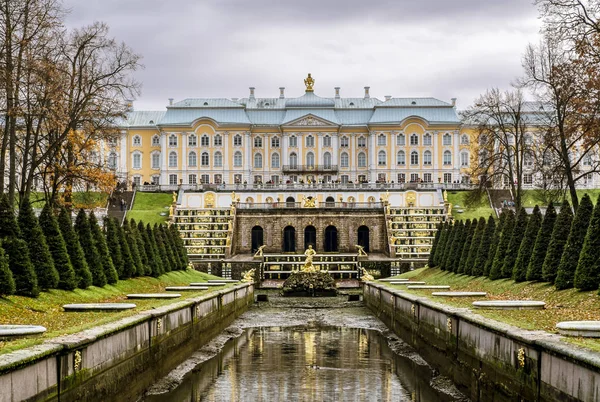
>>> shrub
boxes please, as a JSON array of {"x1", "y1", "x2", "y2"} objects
[
  {"x1": 153, "y1": 224, "x2": 172, "y2": 273},
  {"x1": 484, "y1": 212, "x2": 506, "y2": 277},
  {"x1": 432, "y1": 222, "x2": 448, "y2": 267},
  {"x1": 448, "y1": 221, "x2": 465, "y2": 273},
  {"x1": 4, "y1": 237, "x2": 39, "y2": 297},
  {"x1": 0, "y1": 244, "x2": 15, "y2": 295},
  {"x1": 526, "y1": 202, "x2": 557, "y2": 281},
  {"x1": 89, "y1": 212, "x2": 118, "y2": 284},
  {"x1": 489, "y1": 210, "x2": 514, "y2": 280},
  {"x1": 542, "y1": 200, "x2": 573, "y2": 284},
  {"x1": 169, "y1": 224, "x2": 188, "y2": 268},
  {"x1": 116, "y1": 220, "x2": 136, "y2": 279},
  {"x1": 141, "y1": 222, "x2": 161, "y2": 277},
  {"x1": 428, "y1": 223, "x2": 442, "y2": 267},
  {"x1": 58, "y1": 208, "x2": 92, "y2": 289},
  {"x1": 513, "y1": 205, "x2": 542, "y2": 282},
  {"x1": 474, "y1": 216, "x2": 495, "y2": 277},
  {"x1": 39, "y1": 204, "x2": 76, "y2": 290},
  {"x1": 501, "y1": 207, "x2": 528, "y2": 279},
  {"x1": 457, "y1": 219, "x2": 476, "y2": 274},
  {"x1": 575, "y1": 195, "x2": 600, "y2": 291},
  {"x1": 441, "y1": 222, "x2": 457, "y2": 270},
  {"x1": 104, "y1": 218, "x2": 124, "y2": 278},
  {"x1": 465, "y1": 217, "x2": 486, "y2": 276},
  {"x1": 0, "y1": 194, "x2": 19, "y2": 238},
  {"x1": 74, "y1": 209, "x2": 106, "y2": 287}
]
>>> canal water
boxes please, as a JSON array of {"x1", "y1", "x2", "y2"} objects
[{"x1": 144, "y1": 325, "x2": 458, "y2": 401}]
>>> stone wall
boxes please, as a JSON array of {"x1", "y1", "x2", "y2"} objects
[
  {"x1": 363, "y1": 282, "x2": 600, "y2": 402},
  {"x1": 0, "y1": 284, "x2": 254, "y2": 402},
  {"x1": 233, "y1": 207, "x2": 387, "y2": 254}
]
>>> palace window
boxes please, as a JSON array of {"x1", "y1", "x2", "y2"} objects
[
  {"x1": 524, "y1": 173, "x2": 533, "y2": 185},
  {"x1": 423, "y1": 150, "x2": 432, "y2": 165},
  {"x1": 254, "y1": 176, "x2": 262, "y2": 184},
  {"x1": 410, "y1": 173, "x2": 419, "y2": 182},
  {"x1": 201, "y1": 152, "x2": 209, "y2": 167},
  {"x1": 410, "y1": 151, "x2": 419, "y2": 165},
  {"x1": 133, "y1": 135, "x2": 141, "y2": 146},
  {"x1": 306, "y1": 152, "x2": 315, "y2": 167},
  {"x1": 340, "y1": 136, "x2": 349, "y2": 148},
  {"x1": 201, "y1": 174, "x2": 210, "y2": 184},
  {"x1": 461, "y1": 151, "x2": 469, "y2": 167},
  {"x1": 340, "y1": 152, "x2": 349, "y2": 168},
  {"x1": 188, "y1": 174, "x2": 197, "y2": 185},
  {"x1": 151, "y1": 175, "x2": 159, "y2": 185},
  {"x1": 271, "y1": 153, "x2": 280, "y2": 168},
  {"x1": 443, "y1": 150, "x2": 452, "y2": 165},
  {"x1": 188, "y1": 134, "x2": 197, "y2": 147},
  {"x1": 341, "y1": 175, "x2": 349, "y2": 184},
  {"x1": 357, "y1": 136, "x2": 366, "y2": 148},
  {"x1": 271, "y1": 175, "x2": 280, "y2": 184},
  {"x1": 289, "y1": 135, "x2": 297, "y2": 147},
  {"x1": 214, "y1": 174, "x2": 222, "y2": 184},
  {"x1": 152, "y1": 135, "x2": 160, "y2": 146},
  {"x1": 201, "y1": 135, "x2": 209, "y2": 147},
  {"x1": 169, "y1": 174, "x2": 178, "y2": 185},
  {"x1": 233, "y1": 151, "x2": 242, "y2": 167},
  {"x1": 132, "y1": 152, "x2": 142, "y2": 169},
  {"x1": 444, "y1": 173, "x2": 452, "y2": 183},
  {"x1": 378, "y1": 134, "x2": 386, "y2": 146},
  {"x1": 169, "y1": 151, "x2": 177, "y2": 167},
  {"x1": 378, "y1": 150, "x2": 386, "y2": 166},
  {"x1": 583, "y1": 154, "x2": 592, "y2": 166},
  {"x1": 188, "y1": 151, "x2": 197, "y2": 167},
  {"x1": 323, "y1": 152, "x2": 332, "y2": 169},
  {"x1": 151, "y1": 152, "x2": 160, "y2": 169},
  {"x1": 234, "y1": 134, "x2": 242, "y2": 146},
  {"x1": 214, "y1": 151, "x2": 223, "y2": 167},
  {"x1": 271, "y1": 136, "x2": 280, "y2": 148},
  {"x1": 397, "y1": 150, "x2": 405, "y2": 166},
  {"x1": 234, "y1": 174, "x2": 242, "y2": 184},
  {"x1": 397, "y1": 134, "x2": 405, "y2": 146},
  {"x1": 254, "y1": 153, "x2": 263, "y2": 168},
  {"x1": 443, "y1": 133, "x2": 452, "y2": 146},
  {"x1": 214, "y1": 134, "x2": 222, "y2": 147},
  {"x1": 108, "y1": 152, "x2": 117, "y2": 169},
  {"x1": 358, "y1": 152, "x2": 367, "y2": 168},
  {"x1": 107, "y1": 137, "x2": 117, "y2": 147},
  {"x1": 410, "y1": 134, "x2": 419, "y2": 146},
  {"x1": 424, "y1": 173, "x2": 432, "y2": 183},
  {"x1": 423, "y1": 133, "x2": 432, "y2": 146},
  {"x1": 254, "y1": 137, "x2": 263, "y2": 148},
  {"x1": 323, "y1": 135, "x2": 331, "y2": 147},
  {"x1": 306, "y1": 135, "x2": 315, "y2": 148},
  {"x1": 169, "y1": 134, "x2": 177, "y2": 147},
  {"x1": 290, "y1": 152, "x2": 298, "y2": 168},
  {"x1": 461, "y1": 134, "x2": 469, "y2": 145},
  {"x1": 397, "y1": 173, "x2": 406, "y2": 183},
  {"x1": 378, "y1": 173, "x2": 387, "y2": 182}
]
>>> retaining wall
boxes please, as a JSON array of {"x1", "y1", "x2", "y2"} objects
[
  {"x1": 0, "y1": 283, "x2": 254, "y2": 402},
  {"x1": 364, "y1": 282, "x2": 600, "y2": 402}
]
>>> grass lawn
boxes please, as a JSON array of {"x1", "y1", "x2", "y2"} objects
[
  {"x1": 127, "y1": 192, "x2": 172, "y2": 225},
  {"x1": 0, "y1": 269, "x2": 228, "y2": 355},
  {"x1": 446, "y1": 191, "x2": 494, "y2": 221},
  {"x1": 29, "y1": 191, "x2": 109, "y2": 209},
  {"x1": 380, "y1": 268, "x2": 600, "y2": 352},
  {"x1": 521, "y1": 189, "x2": 600, "y2": 207}
]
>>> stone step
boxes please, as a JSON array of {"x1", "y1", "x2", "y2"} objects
[
  {"x1": 63, "y1": 303, "x2": 136, "y2": 311},
  {"x1": 127, "y1": 293, "x2": 181, "y2": 299},
  {"x1": 432, "y1": 292, "x2": 487, "y2": 297},
  {"x1": 165, "y1": 286, "x2": 209, "y2": 291},
  {"x1": 472, "y1": 300, "x2": 545, "y2": 310}
]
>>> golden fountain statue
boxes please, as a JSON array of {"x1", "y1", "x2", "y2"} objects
[
  {"x1": 355, "y1": 244, "x2": 368, "y2": 257},
  {"x1": 253, "y1": 245, "x2": 266, "y2": 258},
  {"x1": 300, "y1": 245, "x2": 318, "y2": 272},
  {"x1": 304, "y1": 73, "x2": 315, "y2": 92},
  {"x1": 242, "y1": 268, "x2": 256, "y2": 283},
  {"x1": 360, "y1": 267, "x2": 374, "y2": 282}
]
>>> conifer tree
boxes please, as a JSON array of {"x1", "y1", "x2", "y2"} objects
[
  {"x1": 513, "y1": 205, "x2": 542, "y2": 282},
  {"x1": 18, "y1": 199, "x2": 59, "y2": 290},
  {"x1": 465, "y1": 217, "x2": 486, "y2": 276},
  {"x1": 448, "y1": 221, "x2": 465, "y2": 273},
  {"x1": 432, "y1": 222, "x2": 448, "y2": 267},
  {"x1": 161, "y1": 225, "x2": 182, "y2": 269},
  {"x1": 457, "y1": 219, "x2": 476, "y2": 274},
  {"x1": 556, "y1": 194, "x2": 594, "y2": 290},
  {"x1": 526, "y1": 202, "x2": 557, "y2": 281},
  {"x1": 126, "y1": 219, "x2": 146, "y2": 275},
  {"x1": 441, "y1": 222, "x2": 457, "y2": 270},
  {"x1": 135, "y1": 220, "x2": 151, "y2": 276},
  {"x1": 489, "y1": 210, "x2": 514, "y2": 280},
  {"x1": 501, "y1": 207, "x2": 528, "y2": 279},
  {"x1": 170, "y1": 224, "x2": 188, "y2": 268},
  {"x1": 89, "y1": 212, "x2": 118, "y2": 284},
  {"x1": 58, "y1": 208, "x2": 92, "y2": 288},
  {"x1": 104, "y1": 218, "x2": 124, "y2": 278},
  {"x1": 575, "y1": 195, "x2": 600, "y2": 291},
  {"x1": 428, "y1": 223, "x2": 442, "y2": 267},
  {"x1": 116, "y1": 220, "x2": 136, "y2": 278},
  {"x1": 542, "y1": 200, "x2": 574, "y2": 283},
  {"x1": 485, "y1": 212, "x2": 506, "y2": 277},
  {"x1": 153, "y1": 224, "x2": 171, "y2": 273},
  {"x1": 140, "y1": 222, "x2": 161, "y2": 277},
  {"x1": 39, "y1": 204, "x2": 76, "y2": 290},
  {"x1": 0, "y1": 244, "x2": 15, "y2": 296},
  {"x1": 0, "y1": 195, "x2": 19, "y2": 238},
  {"x1": 75, "y1": 209, "x2": 106, "y2": 287},
  {"x1": 475, "y1": 216, "x2": 496, "y2": 277}
]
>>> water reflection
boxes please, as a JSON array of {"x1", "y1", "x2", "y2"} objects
[{"x1": 145, "y1": 327, "x2": 446, "y2": 402}]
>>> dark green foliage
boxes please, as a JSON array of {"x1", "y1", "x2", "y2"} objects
[
  {"x1": 0, "y1": 244, "x2": 15, "y2": 295},
  {"x1": 556, "y1": 194, "x2": 594, "y2": 290},
  {"x1": 129, "y1": 219, "x2": 148, "y2": 275},
  {"x1": 501, "y1": 207, "x2": 528, "y2": 279},
  {"x1": 4, "y1": 237, "x2": 39, "y2": 297},
  {"x1": 475, "y1": 216, "x2": 496, "y2": 277},
  {"x1": 542, "y1": 200, "x2": 573, "y2": 284},
  {"x1": 527, "y1": 202, "x2": 557, "y2": 281},
  {"x1": 39, "y1": 204, "x2": 76, "y2": 290},
  {"x1": 75, "y1": 209, "x2": 106, "y2": 287},
  {"x1": 18, "y1": 199, "x2": 59, "y2": 290},
  {"x1": 428, "y1": 223, "x2": 442, "y2": 267},
  {"x1": 458, "y1": 219, "x2": 477, "y2": 274},
  {"x1": 448, "y1": 221, "x2": 465, "y2": 273},
  {"x1": 140, "y1": 222, "x2": 161, "y2": 277},
  {"x1": 513, "y1": 206, "x2": 542, "y2": 282},
  {"x1": 122, "y1": 220, "x2": 142, "y2": 276},
  {"x1": 153, "y1": 224, "x2": 171, "y2": 273},
  {"x1": 104, "y1": 218, "x2": 124, "y2": 278},
  {"x1": 89, "y1": 212, "x2": 118, "y2": 284},
  {"x1": 161, "y1": 225, "x2": 182, "y2": 270},
  {"x1": 575, "y1": 195, "x2": 600, "y2": 291},
  {"x1": 169, "y1": 224, "x2": 188, "y2": 268},
  {"x1": 441, "y1": 222, "x2": 457, "y2": 270},
  {"x1": 58, "y1": 208, "x2": 92, "y2": 288},
  {"x1": 489, "y1": 210, "x2": 515, "y2": 280},
  {"x1": 465, "y1": 217, "x2": 486, "y2": 276},
  {"x1": 116, "y1": 221, "x2": 136, "y2": 279},
  {"x1": 484, "y1": 212, "x2": 506, "y2": 277},
  {"x1": 432, "y1": 222, "x2": 448, "y2": 267},
  {"x1": 0, "y1": 194, "x2": 20, "y2": 238}
]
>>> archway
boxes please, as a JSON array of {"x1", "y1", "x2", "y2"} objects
[
  {"x1": 286, "y1": 196, "x2": 295, "y2": 207},
  {"x1": 324, "y1": 225, "x2": 338, "y2": 252},
  {"x1": 325, "y1": 196, "x2": 335, "y2": 207},
  {"x1": 357, "y1": 225, "x2": 370, "y2": 252},
  {"x1": 304, "y1": 225, "x2": 317, "y2": 251},
  {"x1": 251, "y1": 226, "x2": 264, "y2": 253},
  {"x1": 283, "y1": 226, "x2": 296, "y2": 252}
]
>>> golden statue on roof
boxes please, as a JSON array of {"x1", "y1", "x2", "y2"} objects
[{"x1": 304, "y1": 73, "x2": 315, "y2": 92}]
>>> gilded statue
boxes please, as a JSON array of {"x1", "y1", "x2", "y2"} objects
[
  {"x1": 253, "y1": 245, "x2": 266, "y2": 258},
  {"x1": 304, "y1": 196, "x2": 316, "y2": 208},
  {"x1": 355, "y1": 244, "x2": 368, "y2": 257},
  {"x1": 304, "y1": 73, "x2": 315, "y2": 92},
  {"x1": 360, "y1": 267, "x2": 374, "y2": 282},
  {"x1": 231, "y1": 191, "x2": 236, "y2": 204},
  {"x1": 169, "y1": 204, "x2": 174, "y2": 216},
  {"x1": 242, "y1": 268, "x2": 256, "y2": 283},
  {"x1": 301, "y1": 245, "x2": 318, "y2": 272},
  {"x1": 172, "y1": 191, "x2": 177, "y2": 203}
]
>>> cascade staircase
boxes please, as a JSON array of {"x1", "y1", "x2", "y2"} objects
[
  {"x1": 172, "y1": 208, "x2": 234, "y2": 261},
  {"x1": 387, "y1": 207, "x2": 445, "y2": 263},
  {"x1": 106, "y1": 191, "x2": 135, "y2": 224},
  {"x1": 487, "y1": 189, "x2": 514, "y2": 211}
]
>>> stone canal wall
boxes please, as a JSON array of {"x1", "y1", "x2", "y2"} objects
[
  {"x1": 364, "y1": 282, "x2": 600, "y2": 402},
  {"x1": 0, "y1": 283, "x2": 254, "y2": 402}
]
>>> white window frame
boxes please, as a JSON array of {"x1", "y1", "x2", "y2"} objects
[
  {"x1": 169, "y1": 151, "x2": 177, "y2": 168},
  {"x1": 133, "y1": 135, "x2": 142, "y2": 147},
  {"x1": 234, "y1": 151, "x2": 243, "y2": 167},
  {"x1": 188, "y1": 151, "x2": 197, "y2": 167},
  {"x1": 132, "y1": 152, "x2": 142, "y2": 169}
]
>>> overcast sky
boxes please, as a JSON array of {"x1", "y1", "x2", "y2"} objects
[{"x1": 64, "y1": 0, "x2": 542, "y2": 111}]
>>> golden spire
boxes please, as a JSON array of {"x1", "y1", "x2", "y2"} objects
[{"x1": 304, "y1": 73, "x2": 315, "y2": 92}]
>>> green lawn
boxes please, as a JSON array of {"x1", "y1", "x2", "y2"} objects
[
  {"x1": 127, "y1": 192, "x2": 172, "y2": 225},
  {"x1": 447, "y1": 191, "x2": 494, "y2": 221},
  {"x1": 0, "y1": 269, "x2": 226, "y2": 354},
  {"x1": 29, "y1": 191, "x2": 109, "y2": 209},
  {"x1": 381, "y1": 268, "x2": 600, "y2": 352},
  {"x1": 521, "y1": 189, "x2": 600, "y2": 207}
]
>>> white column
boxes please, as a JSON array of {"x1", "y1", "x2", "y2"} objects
[
  {"x1": 453, "y1": 130, "x2": 460, "y2": 180},
  {"x1": 223, "y1": 131, "x2": 230, "y2": 183},
  {"x1": 368, "y1": 131, "x2": 376, "y2": 181},
  {"x1": 160, "y1": 131, "x2": 168, "y2": 185},
  {"x1": 390, "y1": 131, "x2": 396, "y2": 182},
  {"x1": 282, "y1": 134, "x2": 289, "y2": 166},
  {"x1": 119, "y1": 130, "x2": 128, "y2": 178},
  {"x1": 298, "y1": 133, "x2": 304, "y2": 165},
  {"x1": 244, "y1": 131, "x2": 251, "y2": 182},
  {"x1": 332, "y1": 134, "x2": 339, "y2": 165},
  {"x1": 433, "y1": 131, "x2": 439, "y2": 182}
]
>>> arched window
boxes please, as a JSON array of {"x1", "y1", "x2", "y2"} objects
[
  {"x1": 410, "y1": 151, "x2": 419, "y2": 165},
  {"x1": 423, "y1": 150, "x2": 432, "y2": 165},
  {"x1": 254, "y1": 137, "x2": 263, "y2": 148},
  {"x1": 423, "y1": 133, "x2": 432, "y2": 146},
  {"x1": 168, "y1": 134, "x2": 177, "y2": 147},
  {"x1": 214, "y1": 151, "x2": 223, "y2": 167},
  {"x1": 340, "y1": 152, "x2": 349, "y2": 168},
  {"x1": 271, "y1": 153, "x2": 280, "y2": 168},
  {"x1": 188, "y1": 134, "x2": 197, "y2": 147},
  {"x1": 340, "y1": 136, "x2": 349, "y2": 148},
  {"x1": 133, "y1": 135, "x2": 141, "y2": 146},
  {"x1": 397, "y1": 133, "x2": 405, "y2": 146},
  {"x1": 290, "y1": 152, "x2": 298, "y2": 168},
  {"x1": 188, "y1": 151, "x2": 197, "y2": 167},
  {"x1": 234, "y1": 134, "x2": 242, "y2": 146},
  {"x1": 358, "y1": 152, "x2": 366, "y2": 168},
  {"x1": 108, "y1": 152, "x2": 117, "y2": 169},
  {"x1": 306, "y1": 135, "x2": 315, "y2": 147},
  {"x1": 323, "y1": 152, "x2": 332, "y2": 168},
  {"x1": 289, "y1": 135, "x2": 297, "y2": 147},
  {"x1": 201, "y1": 152, "x2": 209, "y2": 167},
  {"x1": 169, "y1": 151, "x2": 177, "y2": 167},
  {"x1": 233, "y1": 151, "x2": 242, "y2": 167},
  {"x1": 378, "y1": 150, "x2": 386, "y2": 166},
  {"x1": 410, "y1": 134, "x2": 419, "y2": 146},
  {"x1": 583, "y1": 154, "x2": 592, "y2": 166},
  {"x1": 443, "y1": 150, "x2": 452, "y2": 165},
  {"x1": 461, "y1": 151, "x2": 469, "y2": 167},
  {"x1": 151, "y1": 152, "x2": 160, "y2": 169},
  {"x1": 377, "y1": 134, "x2": 386, "y2": 146},
  {"x1": 306, "y1": 152, "x2": 315, "y2": 167},
  {"x1": 254, "y1": 153, "x2": 263, "y2": 168},
  {"x1": 323, "y1": 135, "x2": 331, "y2": 147},
  {"x1": 397, "y1": 151, "x2": 405, "y2": 165},
  {"x1": 357, "y1": 136, "x2": 366, "y2": 147},
  {"x1": 443, "y1": 133, "x2": 452, "y2": 146},
  {"x1": 152, "y1": 135, "x2": 160, "y2": 146},
  {"x1": 271, "y1": 136, "x2": 280, "y2": 148},
  {"x1": 461, "y1": 134, "x2": 469, "y2": 145},
  {"x1": 201, "y1": 135, "x2": 209, "y2": 147},
  {"x1": 214, "y1": 134, "x2": 222, "y2": 146}
]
